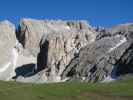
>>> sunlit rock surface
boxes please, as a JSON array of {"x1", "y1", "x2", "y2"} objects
[
  {"x1": 0, "y1": 20, "x2": 17, "y2": 80},
  {"x1": 62, "y1": 24, "x2": 133, "y2": 82},
  {"x1": 0, "y1": 20, "x2": 37, "y2": 81},
  {"x1": 0, "y1": 19, "x2": 132, "y2": 83},
  {"x1": 16, "y1": 18, "x2": 96, "y2": 82}
]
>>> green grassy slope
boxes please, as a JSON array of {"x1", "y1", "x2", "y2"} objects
[{"x1": 0, "y1": 79, "x2": 133, "y2": 100}]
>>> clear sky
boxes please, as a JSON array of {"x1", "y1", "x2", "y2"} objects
[{"x1": 0, "y1": 0, "x2": 133, "y2": 27}]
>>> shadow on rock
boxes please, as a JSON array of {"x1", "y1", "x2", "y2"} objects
[
  {"x1": 13, "y1": 63, "x2": 37, "y2": 79},
  {"x1": 37, "y1": 39, "x2": 49, "y2": 71}
]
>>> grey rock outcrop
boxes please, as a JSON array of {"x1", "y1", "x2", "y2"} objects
[
  {"x1": 0, "y1": 18, "x2": 132, "y2": 83},
  {"x1": 62, "y1": 24, "x2": 133, "y2": 82},
  {"x1": 15, "y1": 19, "x2": 133, "y2": 83},
  {"x1": 95, "y1": 27, "x2": 111, "y2": 40}
]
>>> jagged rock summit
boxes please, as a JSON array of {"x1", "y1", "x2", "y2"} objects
[{"x1": 0, "y1": 18, "x2": 132, "y2": 83}]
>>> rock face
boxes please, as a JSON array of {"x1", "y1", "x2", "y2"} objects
[
  {"x1": 17, "y1": 18, "x2": 96, "y2": 82},
  {"x1": 110, "y1": 23, "x2": 133, "y2": 34},
  {"x1": 0, "y1": 20, "x2": 17, "y2": 80},
  {"x1": 0, "y1": 20, "x2": 37, "y2": 81},
  {"x1": 15, "y1": 19, "x2": 133, "y2": 83},
  {"x1": 62, "y1": 24, "x2": 133, "y2": 82},
  {"x1": 0, "y1": 18, "x2": 132, "y2": 83},
  {"x1": 17, "y1": 19, "x2": 95, "y2": 56}
]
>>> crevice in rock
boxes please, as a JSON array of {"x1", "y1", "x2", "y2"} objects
[
  {"x1": 111, "y1": 65, "x2": 118, "y2": 79},
  {"x1": 115, "y1": 43, "x2": 133, "y2": 76},
  {"x1": 61, "y1": 56, "x2": 79, "y2": 79},
  {"x1": 37, "y1": 39, "x2": 49, "y2": 72},
  {"x1": 90, "y1": 65, "x2": 97, "y2": 74},
  {"x1": 15, "y1": 25, "x2": 26, "y2": 47}
]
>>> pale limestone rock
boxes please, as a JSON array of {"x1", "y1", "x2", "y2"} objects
[
  {"x1": 36, "y1": 20, "x2": 96, "y2": 82},
  {"x1": 18, "y1": 18, "x2": 96, "y2": 57},
  {"x1": 17, "y1": 18, "x2": 96, "y2": 82},
  {"x1": 0, "y1": 20, "x2": 17, "y2": 80}
]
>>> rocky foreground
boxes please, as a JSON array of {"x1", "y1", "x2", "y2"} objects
[{"x1": 0, "y1": 19, "x2": 132, "y2": 83}]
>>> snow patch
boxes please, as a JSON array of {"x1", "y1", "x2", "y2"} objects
[
  {"x1": 0, "y1": 48, "x2": 18, "y2": 73},
  {"x1": 9, "y1": 48, "x2": 19, "y2": 79},
  {"x1": 0, "y1": 62, "x2": 11, "y2": 72},
  {"x1": 101, "y1": 65, "x2": 118, "y2": 83},
  {"x1": 82, "y1": 77, "x2": 86, "y2": 81},
  {"x1": 108, "y1": 37, "x2": 127, "y2": 52},
  {"x1": 61, "y1": 77, "x2": 70, "y2": 82},
  {"x1": 12, "y1": 48, "x2": 18, "y2": 67},
  {"x1": 101, "y1": 76, "x2": 115, "y2": 83}
]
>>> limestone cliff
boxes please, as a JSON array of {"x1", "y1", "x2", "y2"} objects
[{"x1": 0, "y1": 18, "x2": 132, "y2": 83}]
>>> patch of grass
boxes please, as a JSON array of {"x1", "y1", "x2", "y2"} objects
[{"x1": 0, "y1": 79, "x2": 133, "y2": 100}]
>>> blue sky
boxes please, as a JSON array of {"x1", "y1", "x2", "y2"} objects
[{"x1": 0, "y1": 0, "x2": 133, "y2": 27}]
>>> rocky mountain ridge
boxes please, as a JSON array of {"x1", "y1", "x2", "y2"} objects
[{"x1": 0, "y1": 18, "x2": 132, "y2": 83}]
